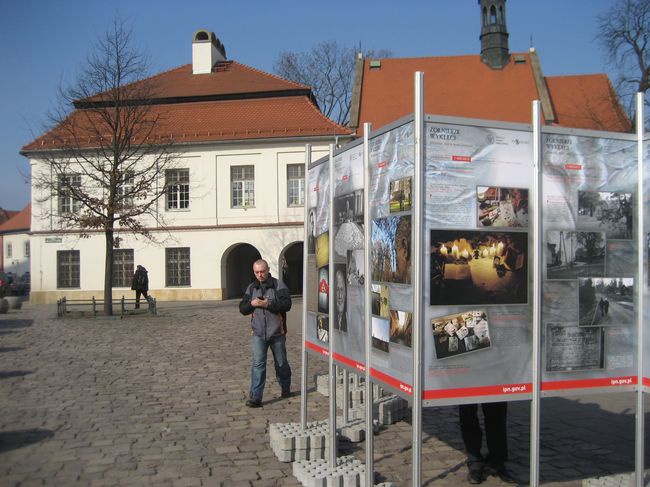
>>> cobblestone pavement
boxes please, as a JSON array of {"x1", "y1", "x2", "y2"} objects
[{"x1": 0, "y1": 299, "x2": 648, "y2": 486}]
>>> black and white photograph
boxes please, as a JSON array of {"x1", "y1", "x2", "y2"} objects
[
  {"x1": 389, "y1": 176, "x2": 412, "y2": 213},
  {"x1": 546, "y1": 324, "x2": 604, "y2": 372},
  {"x1": 371, "y1": 215, "x2": 412, "y2": 284},
  {"x1": 318, "y1": 265, "x2": 329, "y2": 314},
  {"x1": 334, "y1": 191, "x2": 364, "y2": 259},
  {"x1": 546, "y1": 231, "x2": 606, "y2": 280},
  {"x1": 370, "y1": 284, "x2": 390, "y2": 318},
  {"x1": 307, "y1": 207, "x2": 316, "y2": 254},
  {"x1": 317, "y1": 315, "x2": 329, "y2": 343},
  {"x1": 389, "y1": 310, "x2": 413, "y2": 348},
  {"x1": 578, "y1": 191, "x2": 633, "y2": 239},
  {"x1": 333, "y1": 264, "x2": 347, "y2": 332},
  {"x1": 431, "y1": 310, "x2": 491, "y2": 360},
  {"x1": 372, "y1": 316, "x2": 390, "y2": 353},
  {"x1": 578, "y1": 277, "x2": 634, "y2": 327},
  {"x1": 477, "y1": 186, "x2": 528, "y2": 228},
  {"x1": 430, "y1": 230, "x2": 527, "y2": 306},
  {"x1": 347, "y1": 249, "x2": 365, "y2": 286}
]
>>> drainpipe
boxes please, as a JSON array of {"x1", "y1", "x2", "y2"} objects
[{"x1": 0, "y1": 235, "x2": 3, "y2": 272}]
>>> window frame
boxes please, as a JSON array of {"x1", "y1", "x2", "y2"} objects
[
  {"x1": 165, "y1": 168, "x2": 190, "y2": 210},
  {"x1": 57, "y1": 250, "x2": 80, "y2": 288},
  {"x1": 230, "y1": 165, "x2": 255, "y2": 208},
  {"x1": 165, "y1": 247, "x2": 191, "y2": 287},
  {"x1": 57, "y1": 173, "x2": 82, "y2": 214},
  {"x1": 112, "y1": 249, "x2": 134, "y2": 288},
  {"x1": 287, "y1": 163, "x2": 305, "y2": 207},
  {"x1": 6, "y1": 243, "x2": 12, "y2": 259}
]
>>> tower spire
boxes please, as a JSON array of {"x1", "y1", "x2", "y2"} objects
[{"x1": 478, "y1": 0, "x2": 510, "y2": 69}]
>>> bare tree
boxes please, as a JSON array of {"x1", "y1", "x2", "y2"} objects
[
  {"x1": 274, "y1": 41, "x2": 391, "y2": 126},
  {"x1": 28, "y1": 18, "x2": 177, "y2": 315},
  {"x1": 597, "y1": 0, "x2": 650, "y2": 125}
]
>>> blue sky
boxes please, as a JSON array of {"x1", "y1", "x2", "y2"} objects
[{"x1": 0, "y1": 0, "x2": 615, "y2": 210}]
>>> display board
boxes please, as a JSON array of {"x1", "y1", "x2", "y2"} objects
[
  {"x1": 643, "y1": 136, "x2": 650, "y2": 392},
  {"x1": 422, "y1": 117, "x2": 534, "y2": 405},
  {"x1": 540, "y1": 129, "x2": 638, "y2": 395}
]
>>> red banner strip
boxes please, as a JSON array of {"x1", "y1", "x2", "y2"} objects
[
  {"x1": 644, "y1": 377, "x2": 650, "y2": 387},
  {"x1": 542, "y1": 376, "x2": 636, "y2": 391},
  {"x1": 332, "y1": 352, "x2": 366, "y2": 373},
  {"x1": 423, "y1": 383, "x2": 531, "y2": 400},
  {"x1": 305, "y1": 340, "x2": 329, "y2": 357},
  {"x1": 370, "y1": 367, "x2": 413, "y2": 396}
]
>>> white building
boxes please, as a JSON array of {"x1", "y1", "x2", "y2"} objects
[
  {"x1": 0, "y1": 204, "x2": 31, "y2": 278},
  {"x1": 22, "y1": 30, "x2": 352, "y2": 304}
]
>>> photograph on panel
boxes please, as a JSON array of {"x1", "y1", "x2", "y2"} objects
[
  {"x1": 578, "y1": 277, "x2": 634, "y2": 327},
  {"x1": 333, "y1": 191, "x2": 364, "y2": 260},
  {"x1": 370, "y1": 283, "x2": 390, "y2": 318},
  {"x1": 477, "y1": 186, "x2": 529, "y2": 228},
  {"x1": 604, "y1": 326, "x2": 634, "y2": 370},
  {"x1": 546, "y1": 230, "x2": 606, "y2": 280},
  {"x1": 318, "y1": 265, "x2": 329, "y2": 314},
  {"x1": 545, "y1": 323, "x2": 604, "y2": 372},
  {"x1": 315, "y1": 232, "x2": 329, "y2": 268},
  {"x1": 431, "y1": 309, "x2": 491, "y2": 360},
  {"x1": 333, "y1": 264, "x2": 347, "y2": 332},
  {"x1": 429, "y1": 230, "x2": 527, "y2": 306},
  {"x1": 317, "y1": 314, "x2": 329, "y2": 343},
  {"x1": 307, "y1": 207, "x2": 317, "y2": 254},
  {"x1": 389, "y1": 310, "x2": 413, "y2": 348},
  {"x1": 389, "y1": 176, "x2": 412, "y2": 213},
  {"x1": 371, "y1": 215, "x2": 412, "y2": 284},
  {"x1": 347, "y1": 249, "x2": 365, "y2": 286},
  {"x1": 577, "y1": 191, "x2": 633, "y2": 240},
  {"x1": 371, "y1": 316, "x2": 390, "y2": 353}
]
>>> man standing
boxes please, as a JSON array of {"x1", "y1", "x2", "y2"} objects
[
  {"x1": 239, "y1": 259, "x2": 292, "y2": 408},
  {"x1": 131, "y1": 265, "x2": 149, "y2": 309}
]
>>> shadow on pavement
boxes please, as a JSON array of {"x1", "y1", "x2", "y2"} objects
[
  {"x1": 0, "y1": 429, "x2": 55, "y2": 453},
  {"x1": 0, "y1": 347, "x2": 24, "y2": 353},
  {"x1": 0, "y1": 319, "x2": 33, "y2": 329},
  {"x1": 0, "y1": 370, "x2": 34, "y2": 379}
]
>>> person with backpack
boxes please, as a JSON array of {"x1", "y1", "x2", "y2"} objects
[
  {"x1": 239, "y1": 259, "x2": 292, "y2": 408},
  {"x1": 131, "y1": 265, "x2": 149, "y2": 309}
]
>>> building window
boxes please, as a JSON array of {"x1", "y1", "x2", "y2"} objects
[
  {"x1": 118, "y1": 173, "x2": 135, "y2": 209},
  {"x1": 231, "y1": 165, "x2": 255, "y2": 208},
  {"x1": 287, "y1": 164, "x2": 305, "y2": 206},
  {"x1": 57, "y1": 250, "x2": 80, "y2": 288},
  {"x1": 166, "y1": 247, "x2": 191, "y2": 286},
  {"x1": 112, "y1": 249, "x2": 134, "y2": 287},
  {"x1": 6, "y1": 243, "x2": 12, "y2": 258},
  {"x1": 24, "y1": 241, "x2": 30, "y2": 258},
  {"x1": 166, "y1": 169, "x2": 190, "y2": 210},
  {"x1": 58, "y1": 174, "x2": 81, "y2": 214}
]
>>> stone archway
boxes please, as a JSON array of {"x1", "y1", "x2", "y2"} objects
[
  {"x1": 279, "y1": 242, "x2": 303, "y2": 295},
  {"x1": 224, "y1": 243, "x2": 261, "y2": 299}
]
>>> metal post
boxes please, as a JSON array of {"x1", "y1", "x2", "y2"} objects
[
  {"x1": 635, "y1": 92, "x2": 645, "y2": 487},
  {"x1": 412, "y1": 71, "x2": 425, "y2": 487},
  {"x1": 301, "y1": 144, "x2": 312, "y2": 431},
  {"x1": 530, "y1": 100, "x2": 542, "y2": 487},
  {"x1": 328, "y1": 143, "x2": 338, "y2": 469},
  {"x1": 343, "y1": 368, "x2": 349, "y2": 424},
  {"x1": 363, "y1": 122, "x2": 374, "y2": 487}
]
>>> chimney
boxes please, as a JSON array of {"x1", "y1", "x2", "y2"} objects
[
  {"x1": 478, "y1": 0, "x2": 510, "y2": 69},
  {"x1": 192, "y1": 29, "x2": 227, "y2": 74}
]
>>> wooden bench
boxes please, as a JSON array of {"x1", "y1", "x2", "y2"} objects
[{"x1": 57, "y1": 296, "x2": 157, "y2": 317}]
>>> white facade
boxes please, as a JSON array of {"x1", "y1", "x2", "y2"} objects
[
  {"x1": 3, "y1": 232, "x2": 30, "y2": 276},
  {"x1": 28, "y1": 139, "x2": 331, "y2": 304}
]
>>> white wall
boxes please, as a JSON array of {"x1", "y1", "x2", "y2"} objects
[{"x1": 3, "y1": 232, "x2": 30, "y2": 276}]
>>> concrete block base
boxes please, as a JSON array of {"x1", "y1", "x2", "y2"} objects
[
  {"x1": 292, "y1": 455, "x2": 365, "y2": 487},
  {"x1": 269, "y1": 420, "x2": 336, "y2": 463}
]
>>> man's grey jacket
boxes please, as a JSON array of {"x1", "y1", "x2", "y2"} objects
[{"x1": 239, "y1": 273, "x2": 292, "y2": 339}]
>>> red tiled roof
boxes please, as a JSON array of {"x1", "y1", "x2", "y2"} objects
[
  {"x1": 0, "y1": 204, "x2": 30, "y2": 233},
  {"x1": 82, "y1": 62, "x2": 311, "y2": 105},
  {"x1": 356, "y1": 53, "x2": 630, "y2": 133},
  {"x1": 23, "y1": 96, "x2": 350, "y2": 151}
]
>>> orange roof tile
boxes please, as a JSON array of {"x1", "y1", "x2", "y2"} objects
[
  {"x1": 23, "y1": 96, "x2": 350, "y2": 151},
  {"x1": 356, "y1": 53, "x2": 630, "y2": 133},
  {"x1": 0, "y1": 204, "x2": 30, "y2": 233}
]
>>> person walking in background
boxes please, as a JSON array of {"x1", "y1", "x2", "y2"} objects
[
  {"x1": 239, "y1": 259, "x2": 292, "y2": 408},
  {"x1": 131, "y1": 265, "x2": 149, "y2": 309}
]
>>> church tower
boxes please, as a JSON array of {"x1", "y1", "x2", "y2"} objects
[{"x1": 479, "y1": 0, "x2": 510, "y2": 69}]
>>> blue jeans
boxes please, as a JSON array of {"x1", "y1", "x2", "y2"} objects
[{"x1": 250, "y1": 335, "x2": 291, "y2": 401}]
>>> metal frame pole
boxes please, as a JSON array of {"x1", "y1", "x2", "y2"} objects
[
  {"x1": 635, "y1": 92, "x2": 645, "y2": 487},
  {"x1": 412, "y1": 71, "x2": 425, "y2": 487},
  {"x1": 363, "y1": 122, "x2": 374, "y2": 486},
  {"x1": 328, "y1": 143, "x2": 338, "y2": 469},
  {"x1": 301, "y1": 144, "x2": 312, "y2": 431},
  {"x1": 530, "y1": 100, "x2": 542, "y2": 487}
]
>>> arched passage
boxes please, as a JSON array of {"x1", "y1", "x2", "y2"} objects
[
  {"x1": 223, "y1": 243, "x2": 261, "y2": 299},
  {"x1": 279, "y1": 242, "x2": 303, "y2": 295}
]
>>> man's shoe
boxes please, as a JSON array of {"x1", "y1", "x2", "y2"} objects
[
  {"x1": 281, "y1": 389, "x2": 292, "y2": 398},
  {"x1": 467, "y1": 461, "x2": 485, "y2": 484},
  {"x1": 489, "y1": 464, "x2": 516, "y2": 484},
  {"x1": 245, "y1": 398, "x2": 262, "y2": 408}
]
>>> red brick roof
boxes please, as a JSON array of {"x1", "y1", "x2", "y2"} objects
[
  {"x1": 354, "y1": 52, "x2": 630, "y2": 133},
  {"x1": 23, "y1": 61, "x2": 351, "y2": 152},
  {"x1": 0, "y1": 204, "x2": 30, "y2": 233}
]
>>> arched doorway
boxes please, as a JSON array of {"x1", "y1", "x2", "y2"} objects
[
  {"x1": 279, "y1": 242, "x2": 303, "y2": 295},
  {"x1": 224, "y1": 243, "x2": 261, "y2": 299}
]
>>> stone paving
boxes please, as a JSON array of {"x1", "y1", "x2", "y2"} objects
[{"x1": 0, "y1": 298, "x2": 649, "y2": 486}]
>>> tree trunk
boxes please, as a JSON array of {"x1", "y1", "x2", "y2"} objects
[{"x1": 104, "y1": 230, "x2": 114, "y2": 316}]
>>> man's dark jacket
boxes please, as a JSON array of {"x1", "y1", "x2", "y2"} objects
[{"x1": 239, "y1": 273, "x2": 291, "y2": 339}]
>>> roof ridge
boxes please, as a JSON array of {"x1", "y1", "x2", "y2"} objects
[{"x1": 230, "y1": 60, "x2": 310, "y2": 91}]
